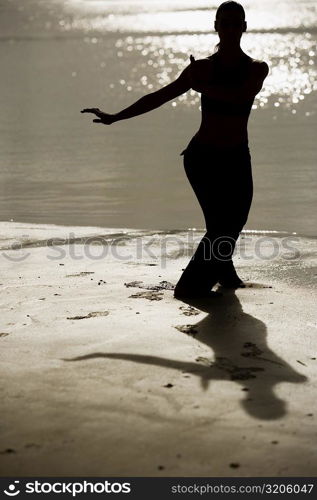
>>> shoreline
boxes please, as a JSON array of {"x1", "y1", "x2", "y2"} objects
[
  {"x1": 0, "y1": 221, "x2": 316, "y2": 476},
  {"x1": 0, "y1": 220, "x2": 315, "y2": 250}
]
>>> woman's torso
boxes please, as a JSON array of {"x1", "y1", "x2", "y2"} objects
[{"x1": 194, "y1": 52, "x2": 255, "y2": 147}]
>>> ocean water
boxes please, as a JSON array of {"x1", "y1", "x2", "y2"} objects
[{"x1": 0, "y1": 0, "x2": 316, "y2": 235}]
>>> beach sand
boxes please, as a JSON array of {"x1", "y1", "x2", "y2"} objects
[{"x1": 0, "y1": 222, "x2": 316, "y2": 476}]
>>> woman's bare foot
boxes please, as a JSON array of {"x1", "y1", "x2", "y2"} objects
[{"x1": 218, "y1": 261, "x2": 245, "y2": 288}]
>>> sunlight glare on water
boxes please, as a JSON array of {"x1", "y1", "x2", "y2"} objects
[
  {"x1": 103, "y1": 32, "x2": 316, "y2": 111},
  {"x1": 0, "y1": 0, "x2": 316, "y2": 233},
  {"x1": 56, "y1": 0, "x2": 317, "y2": 112},
  {"x1": 2, "y1": 0, "x2": 316, "y2": 111}
]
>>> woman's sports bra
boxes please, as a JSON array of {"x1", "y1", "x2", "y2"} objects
[{"x1": 201, "y1": 54, "x2": 254, "y2": 116}]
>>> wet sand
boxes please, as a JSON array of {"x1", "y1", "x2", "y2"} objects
[{"x1": 0, "y1": 222, "x2": 316, "y2": 476}]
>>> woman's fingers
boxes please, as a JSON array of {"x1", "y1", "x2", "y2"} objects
[
  {"x1": 81, "y1": 108, "x2": 101, "y2": 114},
  {"x1": 81, "y1": 109, "x2": 113, "y2": 124}
]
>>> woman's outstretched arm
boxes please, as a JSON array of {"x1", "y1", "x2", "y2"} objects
[{"x1": 81, "y1": 66, "x2": 191, "y2": 125}]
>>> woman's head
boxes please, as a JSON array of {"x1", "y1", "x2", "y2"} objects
[
  {"x1": 216, "y1": 1, "x2": 245, "y2": 21},
  {"x1": 214, "y1": 1, "x2": 247, "y2": 43}
]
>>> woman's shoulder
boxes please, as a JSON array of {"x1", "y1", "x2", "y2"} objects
[
  {"x1": 248, "y1": 57, "x2": 269, "y2": 75},
  {"x1": 193, "y1": 56, "x2": 218, "y2": 72},
  {"x1": 189, "y1": 57, "x2": 215, "y2": 73},
  {"x1": 193, "y1": 57, "x2": 215, "y2": 66}
]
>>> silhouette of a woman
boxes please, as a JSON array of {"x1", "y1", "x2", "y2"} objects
[{"x1": 82, "y1": 1, "x2": 269, "y2": 299}]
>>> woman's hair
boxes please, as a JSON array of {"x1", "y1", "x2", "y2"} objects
[
  {"x1": 215, "y1": 1, "x2": 245, "y2": 20},
  {"x1": 214, "y1": 1, "x2": 246, "y2": 51}
]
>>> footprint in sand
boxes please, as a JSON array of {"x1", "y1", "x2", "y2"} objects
[
  {"x1": 241, "y1": 342, "x2": 284, "y2": 366},
  {"x1": 125, "y1": 280, "x2": 174, "y2": 300},
  {"x1": 0, "y1": 448, "x2": 16, "y2": 454},
  {"x1": 0, "y1": 332, "x2": 9, "y2": 338},
  {"x1": 66, "y1": 272, "x2": 95, "y2": 277},
  {"x1": 129, "y1": 291, "x2": 163, "y2": 301},
  {"x1": 195, "y1": 355, "x2": 265, "y2": 380},
  {"x1": 67, "y1": 311, "x2": 109, "y2": 320},
  {"x1": 125, "y1": 280, "x2": 174, "y2": 291},
  {"x1": 174, "y1": 324, "x2": 198, "y2": 336},
  {"x1": 241, "y1": 342, "x2": 263, "y2": 357},
  {"x1": 179, "y1": 305, "x2": 200, "y2": 316}
]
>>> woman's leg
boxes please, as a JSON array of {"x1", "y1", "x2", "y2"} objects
[
  {"x1": 174, "y1": 231, "x2": 221, "y2": 296},
  {"x1": 174, "y1": 144, "x2": 253, "y2": 296},
  {"x1": 217, "y1": 148, "x2": 253, "y2": 287}
]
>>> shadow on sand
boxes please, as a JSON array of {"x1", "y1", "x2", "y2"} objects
[{"x1": 64, "y1": 288, "x2": 307, "y2": 420}]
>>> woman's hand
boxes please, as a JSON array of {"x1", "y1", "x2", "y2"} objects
[
  {"x1": 81, "y1": 108, "x2": 116, "y2": 125},
  {"x1": 188, "y1": 55, "x2": 211, "y2": 93}
]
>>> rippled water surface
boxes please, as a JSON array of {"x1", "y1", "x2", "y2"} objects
[{"x1": 0, "y1": 0, "x2": 316, "y2": 234}]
